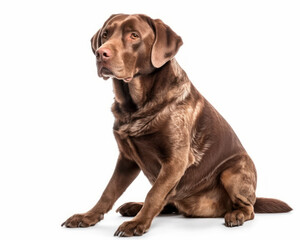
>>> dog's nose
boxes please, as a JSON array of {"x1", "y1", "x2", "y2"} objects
[{"x1": 96, "y1": 48, "x2": 112, "y2": 61}]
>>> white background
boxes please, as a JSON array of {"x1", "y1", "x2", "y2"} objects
[{"x1": 0, "y1": 0, "x2": 299, "y2": 239}]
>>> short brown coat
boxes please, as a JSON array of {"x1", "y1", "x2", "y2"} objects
[{"x1": 62, "y1": 14, "x2": 292, "y2": 237}]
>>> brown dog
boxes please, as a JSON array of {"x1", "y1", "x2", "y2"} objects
[{"x1": 62, "y1": 14, "x2": 292, "y2": 237}]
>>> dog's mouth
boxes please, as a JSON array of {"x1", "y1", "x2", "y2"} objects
[
  {"x1": 98, "y1": 67, "x2": 114, "y2": 80},
  {"x1": 101, "y1": 67, "x2": 114, "y2": 76},
  {"x1": 122, "y1": 77, "x2": 133, "y2": 82},
  {"x1": 98, "y1": 65, "x2": 134, "y2": 82}
]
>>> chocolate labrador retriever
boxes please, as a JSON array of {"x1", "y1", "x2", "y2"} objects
[{"x1": 62, "y1": 14, "x2": 292, "y2": 236}]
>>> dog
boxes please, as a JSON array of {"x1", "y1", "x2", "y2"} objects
[{"x1": 62, "y1": 14, "x2": 292, "y2": 237}]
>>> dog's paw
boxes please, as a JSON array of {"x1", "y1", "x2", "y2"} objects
[
  {"x1": 61, "y1": 212, "x2": 103, "y2": 228},
  {"x1": 116, "y1": 202, "x2": 143, "y2": 217},
  {"x1": 224, "y1": 210, "x2": 245, "y2": 227},
  {"x1": 114, "y1": 220, "x2": 149, "y2": 237}
]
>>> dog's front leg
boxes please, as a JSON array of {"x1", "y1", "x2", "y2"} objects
[
  {"x1": 114, "y1": 157, "x2": 188, "y2": 237},
  {"x1": 62, "y1": 154, "x2": 140, "y2": 228}
]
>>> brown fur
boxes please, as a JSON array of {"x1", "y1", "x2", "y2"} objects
[{"x1": 62, "y1": 14, "x2": 292, "y2": 236}]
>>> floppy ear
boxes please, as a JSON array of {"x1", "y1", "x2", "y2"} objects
[
  {"x1": 151, "y1": 19, "x2": 183, "y2": 68},
  {"x1": 91, "y1": 28, "x2": 102, "y2": 54}
]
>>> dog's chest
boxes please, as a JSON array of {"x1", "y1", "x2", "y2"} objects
[{"x1": 113, "y1": 128, "x2": 166, "y2": 184}]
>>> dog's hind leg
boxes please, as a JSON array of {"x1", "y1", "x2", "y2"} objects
[{"x1": 220, "y1": 154, "x2": 257, "y2": 227}]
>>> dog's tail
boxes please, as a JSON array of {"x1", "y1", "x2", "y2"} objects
[{"x1": 254, "y1": 197, "x2": 292, "y2": 213}]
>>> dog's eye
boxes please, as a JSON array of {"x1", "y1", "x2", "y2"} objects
[
  {"x1": 130, "y1": 32, "x2": 139, "y2": 40},
  {"x1": 102, "y1": 31, "x2": 108, "y2": 39}
]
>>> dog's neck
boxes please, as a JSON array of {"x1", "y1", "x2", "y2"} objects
[{"x1": 113, "y1": 59, "x2": 187, "y2": 107}]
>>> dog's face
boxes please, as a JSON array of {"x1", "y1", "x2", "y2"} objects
[{"x1": 91, "y1": 14, "x2": 183, "y2": 82}]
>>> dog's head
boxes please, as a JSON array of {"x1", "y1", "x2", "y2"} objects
[{"x1": 91, "y1": 14, "x2": 183, "y2": 82}]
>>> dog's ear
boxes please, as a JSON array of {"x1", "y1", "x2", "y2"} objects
[
  {"x1": 91, "y1": 28, "x2": 102, "y2": 54},
  {"x1": 151, "y1": 19, "x2": 183, "y2": 68},
  {"x1": 90, "y1": 14, "x2": 118, "y2": 54}
]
